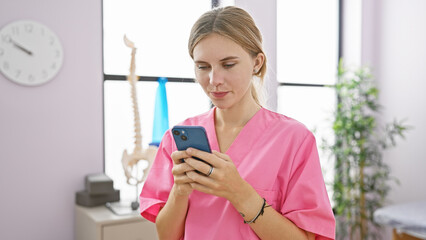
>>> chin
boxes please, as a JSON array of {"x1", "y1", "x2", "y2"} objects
[{"x1": 211, "y1": 99, "x2": 236, "y2": 110}]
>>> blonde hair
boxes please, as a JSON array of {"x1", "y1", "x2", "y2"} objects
[{"x1": 188, "y1": 6, "x2": 267, "y2": 106}]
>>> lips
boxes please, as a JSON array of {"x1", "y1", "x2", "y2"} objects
[{"x1": 211, "y1": 91, "x2": 229, "y2": 98}]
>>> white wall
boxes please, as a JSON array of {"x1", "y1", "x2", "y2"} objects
[
  {"x1": 0, "y1": 0, "x2": 103, "y2": 239},
  {"x1": 235, "y1": 0, "x2": 278, "y2": 111},
  {"x1": 362, "y1": 0, "x2": 426, "y2": 237},
  {"x1": 362, "y1": 0, "x2": 426, "y2": 203}
]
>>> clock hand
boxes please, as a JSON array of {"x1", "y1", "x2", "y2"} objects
[{"x1": 10, "y1": 38, "x2": 33, "y2": 56}]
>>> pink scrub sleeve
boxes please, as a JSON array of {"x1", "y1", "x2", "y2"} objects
[
  {"x1": 280, "y1": 132, "x2": 335, "y2": 240},
  {"x1": 139, "y1": 130, "x2": 175, "y2": 223}
]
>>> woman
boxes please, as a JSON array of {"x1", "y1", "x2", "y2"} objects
[{"x1": 140, "y1": 6, "x2": 335, "y2": 240}]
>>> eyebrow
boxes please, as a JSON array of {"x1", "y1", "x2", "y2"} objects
[
  {"x1": 194, "y1": 56, "x2": 239, "y2": 64},
  {"x1": 220, "y1": 56, "x2": 239, "y2": 61}
]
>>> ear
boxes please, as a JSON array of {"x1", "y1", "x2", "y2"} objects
[{"x1": 253, "y1": 53, "x2": 265, "y2": 73}]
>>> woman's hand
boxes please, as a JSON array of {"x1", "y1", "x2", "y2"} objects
[
  {"x1": 183, "y1": 148, "x2": 249, "y2": 203},
  {"x1": 170, "y1": 150, "x2": 196, "y2": 197}
]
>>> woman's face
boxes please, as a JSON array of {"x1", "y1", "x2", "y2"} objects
[{"x1": 192, "y1": 33, "x2": 263, "y2": 109}]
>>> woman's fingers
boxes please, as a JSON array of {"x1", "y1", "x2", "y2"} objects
[
  {"x1": 212, "y1": 150, "x2": 231, "y2": 161},
  {"x1": 186, "y1": 171, "x2": 217, "y2": 188},
  {"x1": 174, "y1": 172, "x2": 195, "y2": 184},
  {"x1": 186, "y1": 148, "x2": 224, "y2": 167},
  {"x1": 171, "y1": 150, "x2": 191, "y2": 165},
  {"x1": 184, "y1": 158, "x2": 213, "y2": 176},
  {"x1": 172, "y1": 162, "x2": 195, "y2": 176}
]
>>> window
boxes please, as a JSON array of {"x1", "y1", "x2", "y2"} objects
[
  {"x1": 277, "y1": 0, "x2": 340, "y2": 197},
  {"x1": 277, "y1": 0, "x2": 339, "y2": 85},
  {"x1": 103, "y1": 0, "x2": 213, "y2": 201}
]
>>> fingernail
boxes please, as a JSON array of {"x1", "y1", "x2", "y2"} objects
[{"x1": 186, "y1": 148, "x2": 193, "y2": 153}]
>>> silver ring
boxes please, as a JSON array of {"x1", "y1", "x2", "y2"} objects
[{"x1": 207, "y1": 166, "x2": 213, "y2": 177}]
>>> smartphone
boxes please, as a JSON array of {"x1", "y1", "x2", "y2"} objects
[
  {"x1": 172, "y1": 126, "x2": 212, "y2": 163},
  {"x1": 172, "y1": 126, "x2": 211, "y2": 153}
]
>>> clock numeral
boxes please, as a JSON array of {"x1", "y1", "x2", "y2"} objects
[
  {"x1": 55, "y1": 50, "x2": 60, "y2": 58},
  {"x1": 0, "y1": 48, "x2": 4, "y2": 56},
  {"x1": 11, "y1": 26, "x2": 20, "y2": 35},
  {"x1": 25, "y1": 24, "x2": 33, "y2": 33},
  {"x1": 28, "y1": 74, "x2": 35, "y2": 82},
  {"x1": 49, "y1": 36, "x2": 55, "y2": 45},
  {"x1": 40, "y1": 27, "x2": 45, "y2": 36},
  {"x1": 42, "y1": 70, "x2": 48, "y2": 79},
  {"x1": 1, "y1": 34, "x2": 11, "y2": 43},
  {"x1": 51, "y1": 63, "x2": 57, "y2": 70},
  {"x1": 3, "y1": 61, "x2": 9, "y2": 70},
  {"x1": 15, "y1": 70, "x2": 21, "y2": 78}
]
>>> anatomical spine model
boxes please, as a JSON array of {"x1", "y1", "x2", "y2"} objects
[{"x1": 121, "y1": 35, "x2": 158, "y2": 210}]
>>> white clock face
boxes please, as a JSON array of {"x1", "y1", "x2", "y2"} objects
[{"x1": 0, "y1": 20, "x2": 63, "y2": 86}]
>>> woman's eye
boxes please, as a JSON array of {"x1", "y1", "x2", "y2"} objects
[
  {"x1": 224, "y1": 63, "x2": 235, "y2": 68},
  {"x1": 197, "y1": 65, "x2": 210, "y2": 70}
]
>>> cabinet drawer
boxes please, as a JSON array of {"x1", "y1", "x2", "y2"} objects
[{"x1": 103, "y1": 220, "x2": 158, "y2": 240}]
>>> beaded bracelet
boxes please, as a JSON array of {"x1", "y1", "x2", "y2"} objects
[{"x1": 243, "y1": 198, "x2": 268, "y2": 224}]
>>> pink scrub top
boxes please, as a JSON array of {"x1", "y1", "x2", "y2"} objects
[{"x1": 140, "y1": 107, "x2": 335, "y2": 239}]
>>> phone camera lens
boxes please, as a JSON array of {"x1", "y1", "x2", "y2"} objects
[
  {"x1": 173, "y1": 130, "x2": 180, "y2": 136},
  {"x1": 181, "y1": 135, "x2": 187, "y2": 141}
]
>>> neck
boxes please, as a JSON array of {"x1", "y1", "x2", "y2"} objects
[{"x1": 215, "y1": 93, "x2": 261, "y2": 129}]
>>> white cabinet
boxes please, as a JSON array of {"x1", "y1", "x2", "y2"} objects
[{"x1": 75, "y1": 205, "x2": 158, "y2": 240}]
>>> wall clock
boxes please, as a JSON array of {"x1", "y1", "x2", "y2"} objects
[{"x1": 0, "y1": 20, "x2": 63, "y2": 86}]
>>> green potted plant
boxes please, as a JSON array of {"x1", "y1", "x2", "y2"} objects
[{"x1": 323, "y1": 60, "x2": 410, "y2": 239}]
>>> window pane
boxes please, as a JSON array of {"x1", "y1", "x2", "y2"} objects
[
  {"x1": 103, "y1": 0, "x2": 211, "y2": 78},
  {"x1": 277, "y1": 86, "x2": 336, "y2": 199},
  {"x1": 220, "y1": 0, "x2": 235, "y2": 7},
  {"x1": 277, "y1": 0, "x2": 339, "y2": 84},
  {"x1": 104, "y1": 80, "x2": 210, "y2": 201}
]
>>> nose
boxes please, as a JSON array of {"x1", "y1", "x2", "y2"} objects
[{"x1": 208, "y1": 68, "x2": 224, "y2": 87}]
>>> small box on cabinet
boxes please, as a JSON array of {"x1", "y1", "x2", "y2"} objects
[
  {"x1": 76, "y1": 173, "x2": 120, "y2": 207},
  {"x1": 85, "y1": 173, "x2": 114, "y2": 195}
]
